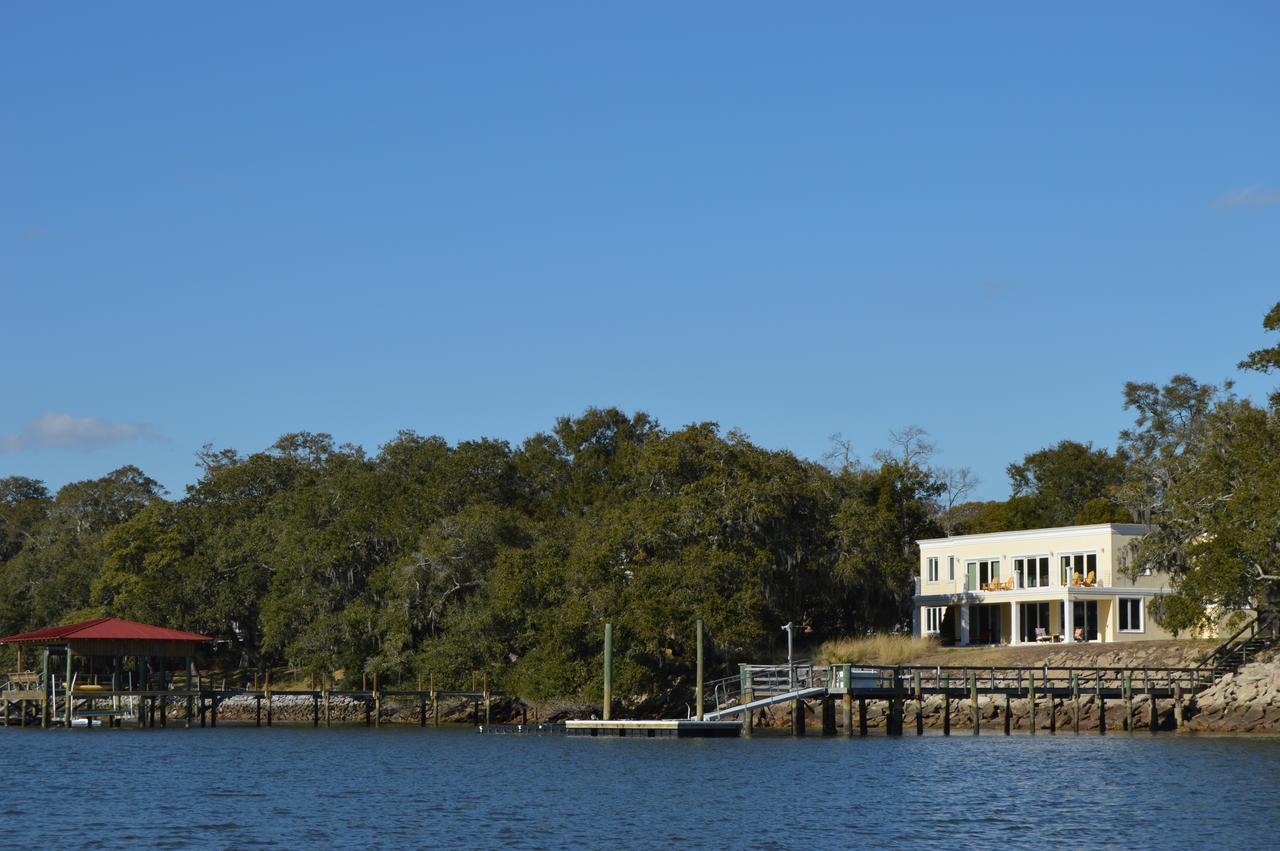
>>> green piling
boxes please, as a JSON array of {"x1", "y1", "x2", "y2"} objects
[
  {"x1": 695, "y1": 619, "x2": 704, "y2": 722},
  {"x1": 603, "y1": 623, "x2": 613, "y2": 721}
]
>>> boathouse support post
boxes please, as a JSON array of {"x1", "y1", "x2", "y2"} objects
[
  {"x1": 65, "y1": 645, "x2": 73, "y2": 727},
  {"x1": 1124, "y1": 674, "x2": 1133, "y2": 732},
  {"x1": 484, "y1": 671, "x2": 491, "y2": 726},
  {"x1": 1173, "y1": 683, "x2": 1184, "y2": 729},
  {"x1": 1004, "y1": 692, "x2": 1011, "y2": 735},
  {"x1": 695, "y1": 619, "x2": 704, "y2": 722},
  {"x1": 374, "y1": 672, "x2": 380, "y2": 728},
  {"x1": 602, "y1": 623, "x2": 613, "y2": 722},
  {"x1": 858, "y1": 697, "x2": 867, "y2": 736},
  {"x1": 792, "y1": 696, "x2": 805, "y2": 737},
  {"x1": 41, "y1": 647, "x2": 49, "y2": 728},
  {"x1": 185, "y1": 657, "x2": 194, "y2": 728},
  {"x1": 1149, "y1": 685, "x2": 1157, "y2": 733},
  {"x1": 740, "y1": 665, "x2": 753, "y2": 738}
]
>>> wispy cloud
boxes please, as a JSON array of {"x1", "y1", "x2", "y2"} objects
[
  {"x1": 0, "y1": 412, "x2": 166, "y2": 452},
  {"x1": 1213, "y1": 185, "x2": 1280, "y2": 209}
]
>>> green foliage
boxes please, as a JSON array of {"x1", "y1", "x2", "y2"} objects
[
  {"x1": 1007, "y1": 440, "x2": 1129, "y2": 528},
  {"x1": 0, "y1": 410, "x2": 945, "y2": 710}
]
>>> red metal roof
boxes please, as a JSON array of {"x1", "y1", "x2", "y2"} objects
[{"x1": 0, "y1": 617, "x2": 211, "y2": 645}]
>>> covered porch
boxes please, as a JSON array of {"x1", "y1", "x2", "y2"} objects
[{"x1": 922, "y1": 593, "x2": 1115, "y2": 646}]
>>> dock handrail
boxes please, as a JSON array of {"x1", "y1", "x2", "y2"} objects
[{"x1": 824, "y1": 662, "x2": 1214, "y2": 694}]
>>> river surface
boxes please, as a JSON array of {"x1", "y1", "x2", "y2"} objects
[{"x1": 3, "y1": 725, "x2": 1277, "y2": 848}]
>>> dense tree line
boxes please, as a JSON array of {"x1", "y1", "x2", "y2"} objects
[
  {"x1": 0, "y1": 412, "x2": 946, "y2": 707},
  {"x1": 3, "y1": 301, "x2": 1277, "y2": 701}
]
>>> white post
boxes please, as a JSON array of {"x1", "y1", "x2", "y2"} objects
[
  {"x1": 960, "y1": 604, "x2": 970, "y2": 646},
  {"x1": 1063, "y1": 596, "x2": 1075, "y2": 644},
  {"x1": 1010, "y1": 601, "x2": 1020, "y2": 645}
]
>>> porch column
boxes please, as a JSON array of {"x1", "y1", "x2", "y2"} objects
[
  {"x1": 1010, "y1": 601, "x2": 1020, "y2": 645},
  {"x1": 1063, "y1": 595, "x2": 1074, "y2": 644},
  {"x1": 959, "y1": 604, "x2": 970, "y2": 646}
]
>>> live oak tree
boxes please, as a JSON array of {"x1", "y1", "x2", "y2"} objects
[{"x1": 1121, "y1": 301, "x2": 1280, "y2": 634}]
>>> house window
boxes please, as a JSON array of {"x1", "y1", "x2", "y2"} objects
[
  {"x1": 927, "y1": 557, "x2": 939, "y2": 583},
  {"x1": 948, "y1": 556, "x2": 955, "y2": 581},
  {"x1": 924, "y1": 607, "x2": 944, "y2": 634},
  {"x1": 1015, "y1": 556, "x2": 1050, "y2": 589},
  {"x1": 967, "y1": 559, "x2": 1000, "y2": 590},
  {"x1": 1119, "y1": 598, "x2": 1143, "y2": 632},
  {"x1": 1062, "y1": 552, "x2": 1099, "y2": 586}
]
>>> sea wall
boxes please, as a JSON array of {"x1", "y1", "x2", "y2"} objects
[{"x1": 1181, "y1": 661, "x2": 1280, "y2": 733}]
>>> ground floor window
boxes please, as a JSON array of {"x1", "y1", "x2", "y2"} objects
[
  {"x1": 924, "y1": 606, "x2": 944, "y2": 634},
  {"x1": 1072, "y1": 600, "x2": 1099, "y2": 641},
  {"x1": 1020, "y1": 602, "x2": 1052, "y2": 642},
  {"x1": 1118, "y1": 597, "x2": 1143, "y2": 632}
]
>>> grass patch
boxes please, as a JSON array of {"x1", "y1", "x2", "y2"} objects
[{"x1": 818, "y1": 634, "x2": 938, "y2": 666}]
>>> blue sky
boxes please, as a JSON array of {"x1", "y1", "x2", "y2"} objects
[{"x1": 3, "y1": 3, "x2": 1277, "y2": 501}]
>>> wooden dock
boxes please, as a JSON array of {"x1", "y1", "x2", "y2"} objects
[{"x1": 705, "y1": 662, "x2": 1206, "y2": 737}]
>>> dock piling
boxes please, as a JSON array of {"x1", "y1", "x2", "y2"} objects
[{"x1": 603, "y1": 623, "x2": 613, "y2": 722}]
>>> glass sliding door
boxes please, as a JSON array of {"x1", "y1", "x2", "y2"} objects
[
  {"x1": 1014, "y1": 556, "x2": 1050, "y2": 589},
  {"x1": 1063, "y1": 553, "x2": 1099, "y2": 586},
  {"x1": 1020, "y1": 602, "x2": 1052, "y2": 642},
  {"x1": 972, "y1": 604, "x2": 1002, "y2": 645},
  {"x1": 1072, "y1": 601, "x2": 1099, "y2": 641}
]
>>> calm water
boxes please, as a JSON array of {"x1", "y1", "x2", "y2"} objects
[{"x1": 3, "y1": 725, "x2": 1278, "y2": 848}]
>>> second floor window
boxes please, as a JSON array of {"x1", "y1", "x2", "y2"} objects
[
  {"x1": 1063, "y1": 552, "x2": 1099, "y2": 586},
  {"x1": 927, "y1": 557, "x2": 939, "y2": 582},
  {"x1": 1015, "y1": 556, "x2": 1050, "y2": 588}
]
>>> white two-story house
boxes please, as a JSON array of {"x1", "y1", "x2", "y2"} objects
[{"x1": 913, "y1": 523, "x2": 1174, "y2": 645}]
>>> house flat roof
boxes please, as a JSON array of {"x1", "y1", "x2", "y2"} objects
[
  {"x1": 0, "y1": 617, "x2": 211, "y2": 645},
  {"x1": 916, "y1": 522, "x2": 1153, "y2": 548}
]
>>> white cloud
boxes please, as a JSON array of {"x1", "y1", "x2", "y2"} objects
[
  {"x1": 1213, "y1": 185, "x2": 1280, "y2": 209},
  {"x1": 0, "y1": 412, "x2": 166, "y2": 452}
]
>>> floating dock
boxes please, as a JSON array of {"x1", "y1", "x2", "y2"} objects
[{"x1": 564, "y1": 719, "x2": 741, "y2": 738}]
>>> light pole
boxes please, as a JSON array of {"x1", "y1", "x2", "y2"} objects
[{"x1": 781, "y1": 622, "x2": 812, "y2": 689}]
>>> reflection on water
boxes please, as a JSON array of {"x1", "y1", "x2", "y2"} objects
[{"x1": 5, "y1": 726, "x2": 1280, "y2": 848}]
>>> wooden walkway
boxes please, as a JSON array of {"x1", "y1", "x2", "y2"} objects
[
  {"x1": 1, "y1": 687, "x2": 499, "y2": 729},
  {"x1": 713, "y1": 662, "x2": 1209, "y2": 737}
]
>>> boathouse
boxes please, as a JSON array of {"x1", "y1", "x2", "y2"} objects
[{"x1": 1, "y1": 617, "x2": 211, "y2": 726}]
